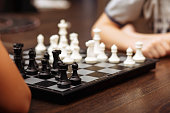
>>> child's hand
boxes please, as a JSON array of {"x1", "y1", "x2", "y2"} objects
[{"x1": 141, "y1": 37, "x2": 170, "y2": 58}]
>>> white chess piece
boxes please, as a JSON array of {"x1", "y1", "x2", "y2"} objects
[
  {"x1": 97, "y1": 42, "x2": 108, "y2": 62},
  {"x1": 70, "y1": 46, "x2": 82, "y2": 62},
  {"x1": 70, "y1": 39, "x2": 79, "y2": 52},
  {"x1": 133, "y1": 41, "x2": 146, "y2": 63},
  {"x1": 49, "y1": 55, "x2": 54, "y2": 64},
  {"x1": 59, "y1": 44, "x2": 67, "y2": 60},
  {"x1": 69, "y1": 33, "x2": 79, "y2": 51},
  {"x1": 85, "y1": 40, "x2": 97, "y2": 64},
  {"x1": 124, "y1": 47, "x2": 135, "y2": 67},
  {"x1": 58, "y1": 19, "x2": 69, "y2": 49},
  {"x1": 109, "y1": 45, "x2": 120, "y2": 63},
  {"x1": 93, "y1": 28, "x2": 101, "y2": 57},
  {"x1": 63, "y1": 46, "x2": 74, "y2": 64},
  {"x1": 48, "y1": 35, "x2": 59, "y2": 56},
  {"x1": 35, "y1": 34, "x2": 46, "y2": 54}
]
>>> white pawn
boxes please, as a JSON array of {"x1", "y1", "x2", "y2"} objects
[
  {"x1": 70, "y1": 46, "x2": 82, "y2": 62},
  {"x1": 48, "y1": 35, "x2": 59, "y2": 56},
  {"x1": 124, "y1": 47, "x2": 135, "y2": 67},
  {"x1": 85, "y1": 40, "x2": 97, "y2": 64},
  {"x1": 97, "y1": 43, "x2": 108, "y2": 62},
  {"x1": 58, "y1": 19, "x2": 69, "y2": 49},
  {"x1": 109, "y1": 45, "x2": 120, "y2": 63},
  {"x1": 93, "y1": 28, "x2": 101, "y2": 57},
  {"x1": 63, "y1": 47, "x2": 74, "y2": 64},
  {"x1": 59, "y1": 44, "x2": 67, "y2": 60},
  {"x1": 69, "y1": 33, "x2": 79, "y2": 51},
  {"x1": 133, "y1": 41, "x2": 146, "y2": 63},
  {"x1": 35, "y1": 34, "x2": 46, "y2": 54}
]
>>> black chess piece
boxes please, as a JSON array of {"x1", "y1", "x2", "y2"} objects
[
  {"x1": 13, "y1": 47, "x2": 26, "y2": 78},
  {"x1": 31, "y1": 48, "x2": 38, "y2": 69},
  {"x1": 69, "y1": 62, "x2": 81, "y2": 85},
  {"x1": 57, "y1": 63, "x2": 71, "y2": 89},
  {"x1": 13, "y1": 43, "x2": 25, "y2": 67},
  {"x1": 39, "y1": 59, "x2": 51, "y2": 79},
  {"x1": 13, "y1": 43, "x2": 24, "y2": 48},
  {"x1": 51, "y1": 50, "x2": 62, "y2": 80},
  {"x1": 25, "y1": 49, "x2": 38, "y2": 75},
  {"x1": 44, "y1": 52, "x2": 51, "y2": 70}
]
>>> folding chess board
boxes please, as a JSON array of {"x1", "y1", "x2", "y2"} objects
[{"x1": 10, "y1": 49, "x2": 158, "y2": 104}]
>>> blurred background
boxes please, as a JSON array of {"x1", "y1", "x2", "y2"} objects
[{"x1": 0, "y1": 0, "x2": 110, "y2": 53}]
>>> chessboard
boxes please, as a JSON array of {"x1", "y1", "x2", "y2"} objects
[{"x1": 10, "y1": 48, "x2": 158, "y2": 104}]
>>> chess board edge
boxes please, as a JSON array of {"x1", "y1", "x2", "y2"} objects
[{"x1": 27, "y1": 58, "x2": 158, "y2": 104}]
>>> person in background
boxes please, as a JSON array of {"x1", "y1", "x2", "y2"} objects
[
  {"x1": 92, "y1": 0, "x2": 170, "y2": 58},
  {"x1": 0, "y1": 40, "x2": 31, "y2": 113}
]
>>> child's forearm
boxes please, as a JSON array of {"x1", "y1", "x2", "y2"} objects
[
  {"x1": 92, "y1": 13, "x2": 170, "y2": 58},
  {"x1": 0, "y1": 40, "x2": 31, "y2": 113},
  {"x1": 92, "y1": 13, "x2": 139, "y2": 51}
]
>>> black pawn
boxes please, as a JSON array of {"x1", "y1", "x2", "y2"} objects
[
  {"x1": 44, "y1": 52, "x2": 51, "y2": 70},
  {"x1": 13, "y1": 47, "x2": 26, "y2": 78},
  {"x1": 69, "y1": 62, "x2": 81, "y2": 85},
  {"x1": 25, "y1": 49, "x2": 38, "y2": 75},
  {"x1": 51, "y1": 50, "x2": 62, "y2": 80},
  {"x1": 57, "y1": 63, "x2": 71, "y2": 89},
  {"x1": 39, "y1": 59, "x2": 51, "y2": 79}
]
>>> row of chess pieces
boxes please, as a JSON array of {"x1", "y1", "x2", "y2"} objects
[
  {"x1": 34, "y1": 19, "x2": 146, "y2": 67},
  {"x1": 13, "y1": 43, "x2": 81, "y2": 88}
]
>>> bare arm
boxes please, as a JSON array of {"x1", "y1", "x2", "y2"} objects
[
  {"x1": 0, "y1": 40, "x2": 31, "y2": 113},
  {"x1": 92, "y1": 13, "x2": 170, "y2": 58}
]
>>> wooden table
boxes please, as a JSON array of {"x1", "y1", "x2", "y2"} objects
[
  {"x1": 29, "y1": 57, "x2": 170, "y2": 113},
  {"x1": 1, "y1": 0, "x2": 170, "y2": 113}
]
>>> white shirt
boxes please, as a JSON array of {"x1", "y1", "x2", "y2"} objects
[{"x1": 105, "y1": 0, "x2": 170, "y2": 33}]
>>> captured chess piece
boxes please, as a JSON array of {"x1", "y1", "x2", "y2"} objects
[
  {"x1": 25, "y1": 49, "x2": 38, "y2": 75},
  {"x1": 57, "y1": 63, "x2": 71, "y2": 89},
  {"x1": 133, "y1": 41, "x2": 146, "y2": 63},
  {"x1": 39, "y1": 59, "x2": 51, "y2": 79},
  {"x1": 69, "y1": 62, "x2": 81, "y2": 86},
  {"x1": 51, "y1": 50, "x2": 63, "y2": 80},
  {"x1": 44, "y1": 52, "x2": 51, "y2": 70},
  {"x1": 13, "y1": 45, "x2": 26, "y2": 78}
]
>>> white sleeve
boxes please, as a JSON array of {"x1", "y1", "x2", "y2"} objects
[{"x1": 105, "y1": 0, "x2": 145, "y2": 26}]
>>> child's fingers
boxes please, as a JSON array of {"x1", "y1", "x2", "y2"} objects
[{"x1": 154, "y1": 44, "x2": 166, "y2": 57}]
